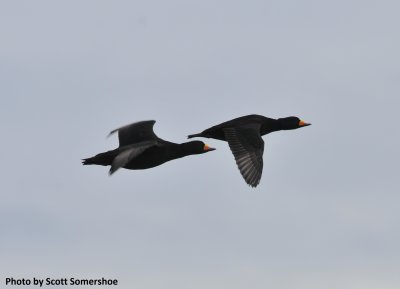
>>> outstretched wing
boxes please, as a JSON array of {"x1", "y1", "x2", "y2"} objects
[
  {"x1": 109, "y1": 140, "x2": 157, "y2": 175},
  {"x1": 223, "y1": 125, "x2": 264, "y2": 187},
  {"x1": 108, "y1": 120, "x2": 158, "y2": 147}
]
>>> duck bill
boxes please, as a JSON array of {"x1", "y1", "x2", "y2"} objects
[
  {"x1": 299, "y1": 120, "x2": 311, "y2": 127},
  {"x1": 203, "y1": 144, "x2": 216, "y2": 151}
]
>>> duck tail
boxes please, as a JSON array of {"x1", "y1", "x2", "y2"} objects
[
  {"x1": 82, "y1": 150, "x2": 117, "y2": 166},
  {"x1": 187, "y1": 133, "x2": 203, "y2": 139}
]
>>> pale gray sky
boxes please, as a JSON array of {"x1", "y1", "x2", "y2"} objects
[{"x1": 1, "y1": 1, "x2": 399, "y2": 288}]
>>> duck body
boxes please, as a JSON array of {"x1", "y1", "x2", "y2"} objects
[
  {"x1": 83, "y1": 142, "x2": 193, "y2": 170},
  {"x1": 83, "y1": 120, "x2": 215, "y2": 174},
  {"x1": 188, "y1": 114, "x2": 310, "y2": 187},
  {"x1": 188, "y1": 114, "x2": 281, "y2": 140},
  {"x1": 123, "y1": 142, "x2": 187, "y2": 169}
]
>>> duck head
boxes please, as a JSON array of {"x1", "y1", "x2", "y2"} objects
[{"x1": 277, "y1": 116, "x2": 311, "y2": 130}]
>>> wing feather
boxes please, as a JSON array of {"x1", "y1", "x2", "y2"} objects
[
  {"x1": 108, "y1": 120, "x2": 158, "y2": 147},
  {"x1": 223, "y1": 126, "x2": 264, "y2": 187},
  {"x1": 109, "y1": 140, "x2": 157, "y2": 175}
]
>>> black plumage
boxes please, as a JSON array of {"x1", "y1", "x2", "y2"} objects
[
  {"x1": 83, "y1": 120, "x2": 215, "y2": 175},
  {"x1": 188, "y1": 115, "x2": 310, "y2": 187}
]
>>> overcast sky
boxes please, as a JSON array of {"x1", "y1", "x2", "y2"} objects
[{"x1": 1, "y1": 1, "x2": 399, "y2": 288}]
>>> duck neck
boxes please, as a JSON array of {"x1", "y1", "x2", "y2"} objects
[
  {"x1": 177, "y1": 142, "x2": 198, "y2": 157},
  {"x1": 261, "y1": 118, "x2": 282, "y2": 135},
  {"x1": 165, "y1": 143, "x2": 196, "y2": 160}
]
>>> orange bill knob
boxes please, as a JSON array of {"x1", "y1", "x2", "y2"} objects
[
  {"x1": 299, "y1": 120, "x2": 311, "y2": 127},
  {"x1": 203, "y1": 144, "x2": 216, "y2": 151}
]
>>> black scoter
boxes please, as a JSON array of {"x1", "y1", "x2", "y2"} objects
[
  {"x1": 83, "y1": 120, "x2": 215, "y2": 175},
  {"x1": 188, "y1": 115, "x2": 310, "y2": 187}
]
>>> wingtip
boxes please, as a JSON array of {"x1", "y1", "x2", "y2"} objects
[
  {"x1": 107, "y1": 129, "x2": 117, "y2": 138},
  {"x1": 108, "y1": 164, "x2": 117, "y2": 175},
  {"x1": 248, "y1": 182, "x2": 259, "y2": 188}
]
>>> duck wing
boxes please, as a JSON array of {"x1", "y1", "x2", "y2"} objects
[
  {"x1": 223, "y1": 124, "x2": 264, "y2": 187},
  {"x1": 108, "y1": 120, "x2": 158, "y2": 147},
  {"x1": 109, "y1": 140, "x2": 158, "y2": 175}
]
